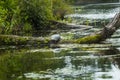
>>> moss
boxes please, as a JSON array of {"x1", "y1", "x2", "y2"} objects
[
  {"x1": 75, "y1": 34, "x2": 102, "y2": 44},
  {"x1": 0, "y1": 35, "x2": 51, "y2": 46},
  {"x1": 18, "y1": 37, "x2": 29, "y2": 45},
  {"x1": 0, "y1": 34, "x2": 102, "y2": 46},
  {"x1": 44, "y1": 38, "x2": 49, "y2": 44},
  {"x1": 0, "y1": 35, "x2": 30, "y2": 45}
]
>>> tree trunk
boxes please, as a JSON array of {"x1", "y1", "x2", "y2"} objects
[
  {"x1": 100, "y1": 12, "x2": 120, "y2": 40},
  {"x1": 75, "y1": 12, "x2": 120, "y2": 43}
]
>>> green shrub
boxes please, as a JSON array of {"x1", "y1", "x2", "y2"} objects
[
  {"x1": 0, "y1": 0, "x2": 21, "y2": 34},
  {"x1": 0, "y1": 0, "x2": 72, "y2": 35},
  {"x1": 19, "y1": 0, "x2": 54, "y2": 30},
  {"x1": 52, "y1": 0, "x2": 72, "y2": 20}
]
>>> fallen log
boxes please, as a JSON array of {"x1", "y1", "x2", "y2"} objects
[
  {"x1": 75, "y1": 12, "x2": 120, "y2": 43},
  {"x1": 50, "y1": 20, "x2": 93, "y2": 29},
  {"x1": 0, "y1": 35, "x2": 50, "y2": 47},
  {"x1": 0, "y1": 12, "x2": 120, "y2": 46}
]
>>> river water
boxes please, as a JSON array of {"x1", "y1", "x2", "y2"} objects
[{"x1": 0, "y1": 2, "x2": 120, "y2": 80}]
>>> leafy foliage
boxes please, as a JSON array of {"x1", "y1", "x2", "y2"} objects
[
  {"x1": 0, "y1": 0, "x2": 23, "y2": 34},
  {"x1": 19, "y1": 0, "x2": 54, "y2": 30},
  {"x1": 0, "y1": 0, "x2": 72, "y2": 35},
  {"x1": 52, "y1": 0, "x2": 72, "y2": 20}
]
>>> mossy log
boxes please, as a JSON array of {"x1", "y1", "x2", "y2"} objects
[
  {"x1": 0, "y1": 35, "x2": 50, "y2": 46},
  {"x1": 0, "y1": 13, "x2": 120, "y2": 46},
  {"x1": 75, "y1": 12, "x2": 120, "y2": 43}
]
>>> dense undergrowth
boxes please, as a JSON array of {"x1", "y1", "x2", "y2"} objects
[{"x1": 0, "y1": 0, "x2": 72, "y2": 36}]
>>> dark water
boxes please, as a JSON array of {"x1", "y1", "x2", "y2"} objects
[{"x1": 0, "y1": 2, "x2": 120, "y2": 80}]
